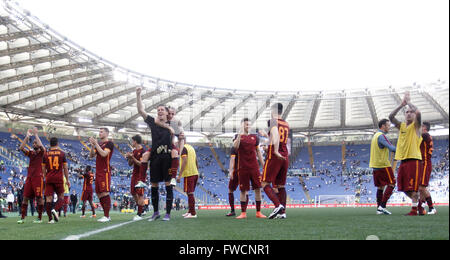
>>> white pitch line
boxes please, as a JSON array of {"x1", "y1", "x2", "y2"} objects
[{"x1": 62, "y1": 217, "x2": 150, "y2": 240}]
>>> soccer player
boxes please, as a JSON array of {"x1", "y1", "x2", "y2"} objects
[
  {"x1": 126, "y1": 135, "x2": 146, "y2": 220},
  {"x1": 177, "y1": 142, "x2": 200, "y2": 219},
  {"x1": 262, "y1": 103, "x2": 289, "y2": 219},
  {"x1": 226, "y1": 143, "x2": 239, "y2": 217},
  {"x1": 17, "y1": 128, "x2": 45, "y2": 224},
  {"x1": 369, "y1": 119, "x2": 397, "y2": 215},
  {"x1": 389, "y1": 91, "x2": 423, "y2": 216},
  {"x1": 60, "y1": 175, "x2": 70, "y2": 218},
  {"x1": 89, "y1": 128, "x2": 114, "y2": 222},
  {"x1": 156, "y1": 106, "x2": 185, "y2": 186},
  {"x1": 418, "y1": 121, "x2": 437, "y2": 215},
  {"x1": 136, "y1": 87, "x2": 174, "y2": 221},
  {"x1": 233, "y1": 118, "x2": 266, "y2": 219},
  {"x1": 79, "y1": 165, "x2": 96, "y2": 218},
  {"x1": 42, "y1": 137, "x2": 70, "y2": 223}
]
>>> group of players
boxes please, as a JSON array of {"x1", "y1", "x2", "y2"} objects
[
  {"x1": 370, "y1": 91, "x2": 437, "y2": 216},
  {"x1": 15, "y1": 88, "x2": 438, "y2": 225},
  {"x1": 15, "y1": 86, "x2": 291, "y2": 224}
]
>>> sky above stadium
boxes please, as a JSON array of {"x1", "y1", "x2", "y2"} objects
[{"x1": 16, "y1": 0, "x2": 450, "y2": 92}]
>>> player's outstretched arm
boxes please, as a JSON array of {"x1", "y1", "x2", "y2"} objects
[
  {"x1": 228, "y1": 156, "x2": 235, "y2": 179},
  {"x1": 32, "y1": 127, "x2": 45, "y2": 151},
  {"x1": 406, "y1": 98, "x2": 422, "y2": 132},
  {"x1": 136, "y1": 87, "x2": 148, "y2": 120},
  {"x1": 18, "y1": 130, "x2": 31, "y2": 152},
  {"x1": 389, "y1": 93, "x2": 408, "y2": 129}
]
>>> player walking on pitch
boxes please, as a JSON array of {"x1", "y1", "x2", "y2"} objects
[
  {"x1": 89, "y1": 128, "x2": 114, "y2": 222},
  {"x1": 369, "y1": 119, "x2": 396, "y2": 215},
  {"x1": 389, "y1": 91, "x2": 423, "y2": 216},
  {"x1": 233, "y1": 118, "x2": 266, "y2": 219},
  {"x1": 177, "y1": 142, "x2": 200, "y2": 218},
  {"x1": 226, "y1": 144, "x2": 239, "y2": 217},
  {"x1": 418, "y1": 122, "x2": 437, "y2": 215},
  {"x1": 42, "y1": 137, "x2": 70, "y2": 223},
  {"x1": 136, "y1": 87, "x2": 174, "y2": 221},
  {"x1": 79, "y1": 165, "x2": 96, "y2": 218},
  {"x1": 262, "y1": 103, "x2": 289, "y2": 219},
  {"x1": 17, "y1": 128, "x2": 45, "y2": 224},
  {"x1": 126, "y1": 135, "x2": 146, "y2": 220}
]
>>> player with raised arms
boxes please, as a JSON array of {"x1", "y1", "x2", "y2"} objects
[
  {"x1": 17, "y1": 128, "x2": 45, "y2": 224},
  {"x1": 136, "y1": 87, "x2": 174, "y2": 221},
  {"x1": 89, "y1": 128, "x2": 114, "y2": 222},
  {"x1": 389, "y1": 91, "x2": 423, "y2": 216}
]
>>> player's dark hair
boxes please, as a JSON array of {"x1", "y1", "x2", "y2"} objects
[
  {"x1": 132, "y1": 134, "x2": 142, "y2": 144},
  {"x1": 378, "y1": 119, "x2": 390, "y2": 129},
  {"x1": 423, "y1": 121, "x2": 431, "y2": 131},
  {"x1": 100, "y1": 127, "x2": 109, "y2": 133},
  {"x1": 272, "y1": 103, "x2": 283, "y2": 115},
  {"x1": 50, "y1": 137, "x2": 58, "y2": 147},
  {"x1": 241, "y1": 118, "x2": 250, "y2": 123},
  {"x1": 157, "y1": 105, "x2": 169, "y2": 113},
  {"x1": 86, "y1": 165, "x2": 91, "y2": 172}
]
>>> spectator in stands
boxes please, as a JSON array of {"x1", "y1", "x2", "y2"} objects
[{"x1": 0, "y1": 196, "x2": 6, "y2": 218}]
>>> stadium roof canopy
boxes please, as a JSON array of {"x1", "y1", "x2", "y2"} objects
[{"x1": 0, "y1": 0, "x2": 449, "y2": 137}]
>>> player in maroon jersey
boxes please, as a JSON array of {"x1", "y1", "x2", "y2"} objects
[
  {"x1": 79, "y1": 165, "x2": 96, "y2": 218},
  {"x1": 42, "y1": 137, "x2": 70, "y2": 224},
  {"x1": 233, "y1": 118, "x2": 267, "y2": 219},
  {"x1": 226, "y1": 144, "x2": 239, "y2": 217},
  {"x1": 126, "y1": 134, "x2": 146, "y2": 220},
  {"x1": 262, "y1": 103, "x2": 290, "y2": 219},
  {"x1": 17, "y1": 128, "x2": 45, "y2": 224},
  {"x1": 89, "y1": 128, "x2": 114, "y2": 223},
  {"x1": 418, "y1": 122, "x2": 437, "y2": 215}
]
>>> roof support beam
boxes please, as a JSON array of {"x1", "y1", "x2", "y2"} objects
[
  {"x1": 421, "y1": 91, "x2": 449, "y2": 121},
  {"x1": 64, "y1": 85, "x2": 135, "y2": 117},
  {"x1": 308, "y1": 95, "x2": 322, "y2": 129},
  {"x1": 0, "y1": 53, "x2": 70, "y2": 71},
  {"x1": 282, "y1": 97, "x2": 297, "y2": 120},
  {"x1": 0, "y1": 62, "x2": 90, "y2": 85},
  {"x1": 4, "y1": 75, "x2": 112, "y2": 107},
  {"x1": 0, "y1": 28, "x2": 44, "y2": 41},
  {"x1": 0, "y1": 67, "x2": 112, "y2": 97},
  {"x1": 250, "y1": 95, "x2": 273, "y2": 123},
  {"x1": 36, "y1": 80, "x2": 124, "y2": 111},
  {"x1": 92, "y1": 89, "x2": 162, "y2": 122},
  {"x1": 365, "y1": 91, "x2": 379, "y2": 128},
  {"x1": 185, "y1": 93, "x2": 232, "y2": 131},
  {"x1": 340, "y1": 96, "x2": 346, "y2": 128},
  {"x1": 0, "y1": 41, "x2": 60, "y2": 57},
  {"x1": 214, "y1": 94, "x2": 253, "y2": 132}
]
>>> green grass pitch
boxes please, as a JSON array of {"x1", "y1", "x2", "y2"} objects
[{"x1": 0, "y1": 206, "x2": 448, "y2": 240}]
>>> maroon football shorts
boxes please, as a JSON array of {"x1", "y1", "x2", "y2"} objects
[
  {"x1": 228, "y1": 170, "x2": 239, "y2": 192},
  {"x1": 239, "y1": 168, "x2": 262, "y2": 192},
  {"x1": 184, "y1": 175, "x2": 198, "y2": 193},
  {"x1": 397, "y1": 159, "x2": 423, "y2": 192},
  {"x1": 95, "y1": 172, "x2": 111, "y2": 194},
  {"x1": 130, "y1": 174, "x2": 145, "y2": 196},
  {"x1": 419, "y1": 160, "x2": 432, "y2": 187},
  {"x1": 23, "y1": 176, "x2": 44, "y2": 199},
  {"x1": 373, "y1": 167, "x2": 396, "y2": 187},
  {"x1": 44, "y1": 182, "x2": 65, "y2": 197},
  {"x1": 81, "y1": 189, "x2": 93, "y2": 201},
  {"x1": 262, "y1": 157, "x2": 289, "y2": 187}
]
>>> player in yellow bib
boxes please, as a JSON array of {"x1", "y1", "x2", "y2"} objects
[
  {"x1": 389, "y1": 91, "x2": 423, "y2": 216},
  {"x1": 177, "y1": 142, "x2": 199, "y2": 219},
  {"x1": 369, "y1": 119, "x2": 396, "y2": 215}
]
